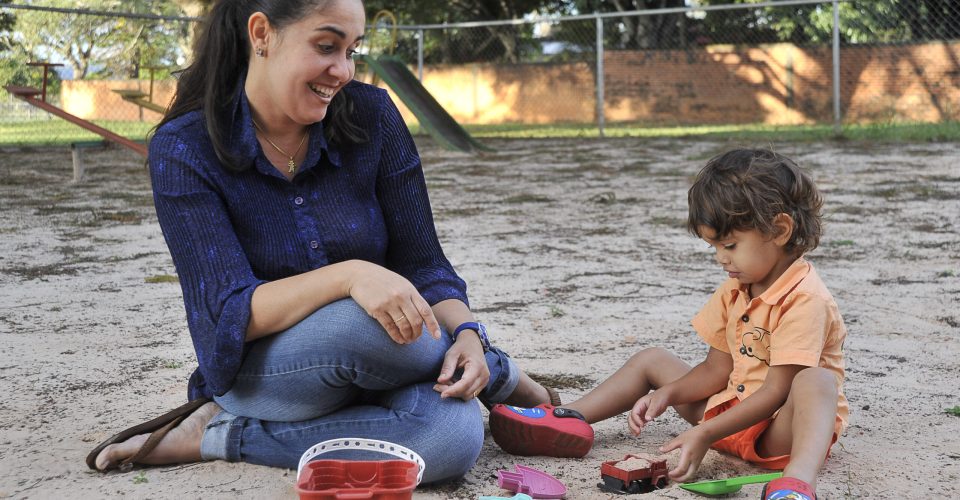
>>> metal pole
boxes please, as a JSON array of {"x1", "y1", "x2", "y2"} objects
[
  {"x1": 832, "y1": 0, "x2": 841, "y2": 135},
  {"x1": 596, "y1": 14, "x2": 605, "y2": 138},
  {"x1": 417, "y1": 29, "x2": 424, "y2": 81}
]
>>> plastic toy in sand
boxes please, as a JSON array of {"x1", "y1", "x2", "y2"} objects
[
  {"x1": 680, "y1": 472, "x2": 783, "y2": 496},
  {"x1": 496, "y1": 464, "x2": 567, "y2": 499},
  {"x1": 295, "y1": 438, "x2": 425, "y2": 500},
  {"x1": 598, "y1": 453, "x2": 669, "y2": 494}
]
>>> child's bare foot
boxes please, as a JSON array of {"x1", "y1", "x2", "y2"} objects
[
  {"x1": 502, "y1": 371, "x2": 553, "y2": 407},
  {"x1": 94, "y1": 402, "x2": 221, "y2": 470}
]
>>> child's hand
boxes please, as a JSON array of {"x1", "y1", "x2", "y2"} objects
[
  {"x1": 659, "y1": 427, "x2": 711, "y2": 482},
  {"x1": 628, "y1": 390, "x2": 670, "y2": 436}
]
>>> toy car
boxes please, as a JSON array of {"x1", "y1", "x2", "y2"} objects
[{"x1": 599, "y1": 454, "x2": 669, "y2": 494}]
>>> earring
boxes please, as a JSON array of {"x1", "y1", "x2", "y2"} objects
[{"x1": 255, "y1": 46, "x2": 265, "y2": 57}]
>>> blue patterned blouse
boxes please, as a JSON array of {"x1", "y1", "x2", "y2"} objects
[{"x1": 148, "y1": 80, "x2": 468, "y2": 400}]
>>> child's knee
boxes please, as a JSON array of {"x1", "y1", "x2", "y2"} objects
[
  {"x1": 792, "y1": 367, "x2": 838, "y2": 398},
  {"x1": 630, "y1": 346, "x2": 674, "y2": 364}
]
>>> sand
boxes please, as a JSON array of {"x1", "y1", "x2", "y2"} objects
[{"x1": 0, "y1": 137, "x2": 958, "y2": 499}]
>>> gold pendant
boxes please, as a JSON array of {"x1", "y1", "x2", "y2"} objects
[{"x1": 287, "y1": 160, "x2": 296, "y2": 173}]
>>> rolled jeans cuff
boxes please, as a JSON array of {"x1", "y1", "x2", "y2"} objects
[
  {"x1": 482, "y1": 346, "x2": 520, "y2": 404},
  {"x1": 199, "y1": 409, "x2": 242, "y2": 462}
]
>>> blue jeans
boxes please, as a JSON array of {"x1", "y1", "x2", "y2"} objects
[{"x1": 199, "y1": 298, "x2": 520, "y2": 484}]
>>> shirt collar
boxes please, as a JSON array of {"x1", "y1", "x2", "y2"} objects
[
  {"x1": 737, "y1": 257, "x2": 809, "y2": 305},
  {"x1": 226, "y1": 80, "x2": 341, "y2": 178}
]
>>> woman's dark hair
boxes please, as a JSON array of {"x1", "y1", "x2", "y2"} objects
[
  {"x1": 156, "y1": 0, "x2": 367, "y2": 170},
  {"x1": 687, "y1": 148, "x2": 823, "y2": 255}
]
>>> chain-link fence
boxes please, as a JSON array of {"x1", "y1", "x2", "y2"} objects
[{"x1": 2, "y1": 0, "x2": 959, "y2": 146}]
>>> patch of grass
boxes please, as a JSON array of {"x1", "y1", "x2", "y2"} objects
[
  {"x1": 100, "y1": 211, "x2": 143, "y2": 223},
  {"x1": 502, "y1": 193, "x2": 552, "y2": 204},
  {"x1": 416, "y1": 121, "x2": 960, "y2": 143},
  {"x1": 529, "y1": 372, "x2": 595, "y2": 391},
  {"x1": 938, "y1": 270, "x2": 956, "y2": 278},
  {"x1": 867, "y1": 184, "x2": 955, "y2": 201},
  {"x1": 132, "y1": 471, "x2": 148, "y2": 484},
  {"x1": 649, "y1": 215, "x2": 686, "y2": 227},
  {"x1": 162, "y1": 360, "x2": 184, "y2": 369},
  {"x1": 946, "y1": 406, "x2": 960, "y2": 417},
  {"x1": 549, "y1": 305, "x2": 566, "y2": 318},
  {"x1": 144, "y1": 274, "x2": 179, "y2": 284},
  {"x1": 8, "y1": 118, "x2": 960, "y2": 146},
  {"x1": 1, "y1": 120, "x2": 153, "y2": 147},
  {"x1": 827, "y1": 239, "x2": 856, "y2": 247}
]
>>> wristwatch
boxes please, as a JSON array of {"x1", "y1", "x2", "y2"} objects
[{"x1": 451, "y1": 321, "x2": 491, "y2": 351}]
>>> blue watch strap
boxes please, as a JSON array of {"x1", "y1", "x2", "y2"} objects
[{"x1": 452, "y1": 321, "x2": 491, "y2": 349}]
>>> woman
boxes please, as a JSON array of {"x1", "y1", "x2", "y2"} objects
[{"x1": 86, "y1": 0, "x2": 557, "y2": 483}]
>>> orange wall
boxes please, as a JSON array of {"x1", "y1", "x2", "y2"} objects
[
  {"x1": 63, "y1": 41, "x2": 960, "y2": 126},
  {"x1": 603, "y1": 41, "x2": 960, "y2": 124},
  {"x1": 61, "y1": 80, "x2": 175, "y2": 121}
]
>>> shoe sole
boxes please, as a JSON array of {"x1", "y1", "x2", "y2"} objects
[{"x1": 490, "y1": 405, "x2": 593, "y2": 458}]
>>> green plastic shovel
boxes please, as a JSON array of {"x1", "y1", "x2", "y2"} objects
[{"x1": 679, "y1": 472, "x2": 783, "y2": 496}]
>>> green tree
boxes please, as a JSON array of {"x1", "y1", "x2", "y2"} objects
[
  {"x1": 10, "y1": 0, "x2": 189, "y2": 80},
  {"x1": 694, "y1": 0, "x2": 960, "y2": 46},
  {"x1": 364, "y1": 0, "x2": 556, "y2": 63},
  {"x1": 0, "y1": 0, "x2": 34, "y2": 92}
]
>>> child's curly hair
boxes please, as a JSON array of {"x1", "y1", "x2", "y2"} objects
[{"x1": 687, "y1": 148, "x2": 823, "y2": 255}]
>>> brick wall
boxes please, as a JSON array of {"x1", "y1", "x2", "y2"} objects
[
  {"x1": 603, "y1": 41, "x2": 960, "y2": 125},
  {"x1": 61, "y1": 79, "x2": 175, "y2": 122},
  {"x1": 61, "y1": 41, "x2": 960, "y2": 126}
]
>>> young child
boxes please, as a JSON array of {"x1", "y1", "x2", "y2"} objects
[{"x1": 490, "y1": 149, "x2": 847, "y2": 500}]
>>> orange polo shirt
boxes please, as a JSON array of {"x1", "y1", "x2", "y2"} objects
[{"x1": 691, "y1": 258, "x2": 848, "y2": 432}]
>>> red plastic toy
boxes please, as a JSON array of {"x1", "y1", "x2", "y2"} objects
[
  {"x1": 599, "y1": 454, "x2": 669, "y2": 494},
  {"x1": 296, "y1": 459, "x2": 418, "y2": 500},
  {"x1": 295, "y1": 438, "x2": 425, "y2": 500}
]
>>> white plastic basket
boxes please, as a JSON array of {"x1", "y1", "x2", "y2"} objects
[{"x1": 297, "y1": 438, "x2": 426, "y2": 485}]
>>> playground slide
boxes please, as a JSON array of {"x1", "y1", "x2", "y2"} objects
[
  {"x1": 5, "y1": 85, "x2": 148, "y2": 156},
  {"x1": 363, "y1": 55, "x2": 490, "y2": 153}
]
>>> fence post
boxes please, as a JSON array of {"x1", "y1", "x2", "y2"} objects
[
  {"x1": 832, "y1": 0, "x2": 841, "y2": 135},
  {"x1": 417, "y1": 28, "x2": 424, "y2": 81},
  {"x1": 595, "y1": 13, "x2": 605, "y2": 138}
]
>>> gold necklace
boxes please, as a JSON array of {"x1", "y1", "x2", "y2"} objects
[{"x1": 252, "y1": 119, "x2": 308, "y2": 174}]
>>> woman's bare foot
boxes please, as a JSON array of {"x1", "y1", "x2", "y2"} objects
[
  {"x1": 502, "y1": 371, "x2": 552, "y2": 407},
  {"x1": 94, "y1": 402, "x2": 222, "y2": 470}
]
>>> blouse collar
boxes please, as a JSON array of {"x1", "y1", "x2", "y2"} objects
[{"x1": 225, "y1": 79, "x2": 342, "y2": 179}]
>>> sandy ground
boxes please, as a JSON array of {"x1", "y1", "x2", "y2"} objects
[{"x1": 0, "y1": 137, "x2": 958, "y2": 499}]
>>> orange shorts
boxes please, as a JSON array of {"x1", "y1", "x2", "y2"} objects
[{"x1": 703, "y1": 398, "x2": 840, "y2": 470}]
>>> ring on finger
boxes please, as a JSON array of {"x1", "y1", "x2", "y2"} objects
[
  {"x1": 473, "y1": 389, "x2": 481, "y2": 398},
  {"x1": 393, "y1": 314, "x2": 406, "y2": 323}
]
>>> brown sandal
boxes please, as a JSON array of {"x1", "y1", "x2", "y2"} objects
[
  {"x1": 85, "y1": 397, "x2": 212, "y2": 471},
  {"x1": 546, "y1": 387, "x2": 563, "y2": 406}
]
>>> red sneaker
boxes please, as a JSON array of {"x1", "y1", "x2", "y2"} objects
[
  {"x1": 761, "y1": 477, "x2": 817, "y2": 500},
  {"x1": 489, "y1": 404, "x2": 594, "y2": 458}
]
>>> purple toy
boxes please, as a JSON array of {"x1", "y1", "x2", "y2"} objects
[{"x1": 497, "y1": 464, "x2": 567, "y2": 499}]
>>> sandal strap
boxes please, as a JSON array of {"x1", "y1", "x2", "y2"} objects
[
  {"x1": 546, "y1": 387, "x2": 562, "y2": 406},
  {"x1": 86, "y1": 397, "x2": 211, "y2": 471},
  {"x1": 118, "y1": 413, "x2": 186, "y2": 471}
]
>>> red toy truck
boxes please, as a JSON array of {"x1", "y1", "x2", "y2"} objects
[{"x1": 599, "y1": 454, "x2": 669, "y2": 494}]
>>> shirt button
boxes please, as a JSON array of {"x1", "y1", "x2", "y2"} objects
[
  {"x1": 740, "y1": 346, "x2": 747, "y2": 355},
  {"x1": 309, "y1": 240, "x2": 319, "y2": 249},
  {"x1": 741, "y1": 314, "x2": 749, "y2": 323},
  {"x1": 737, "y1": 384, "x2": 745, "y2": 392},
  {"x1": 294, "y1": 196, "x2": 304, "y2": 205}
]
